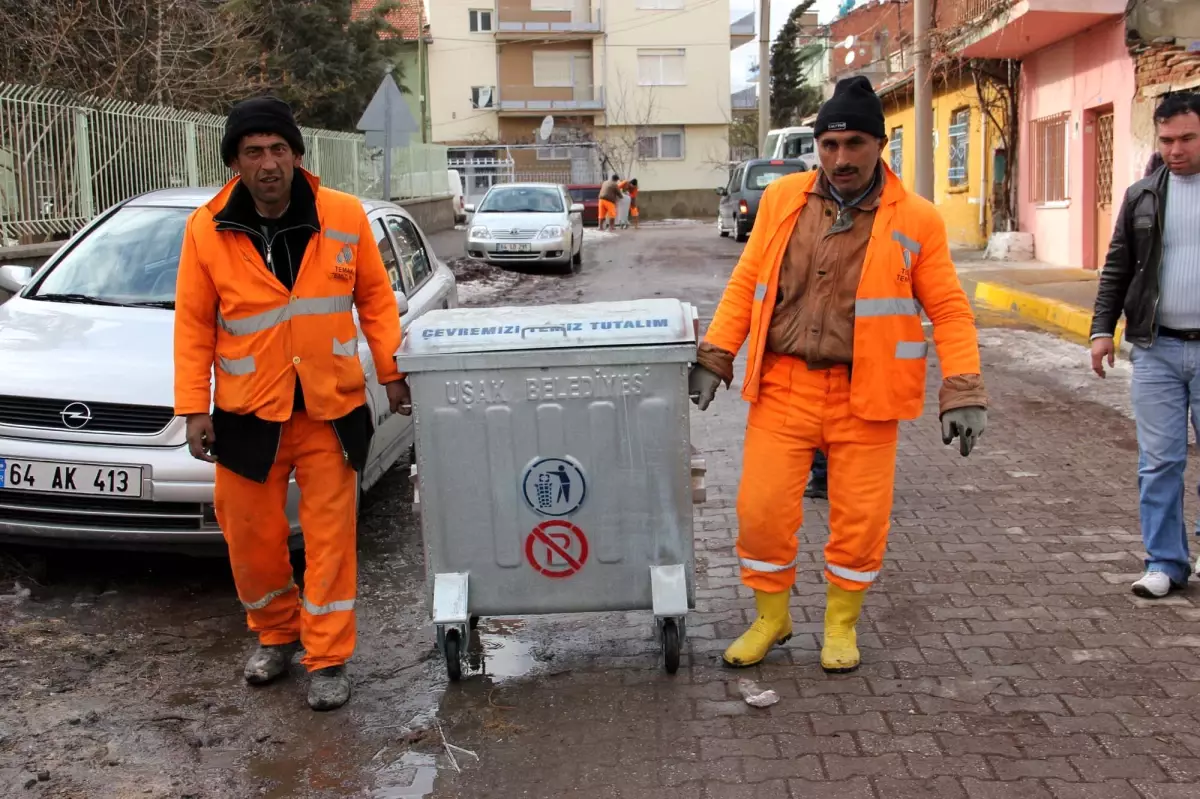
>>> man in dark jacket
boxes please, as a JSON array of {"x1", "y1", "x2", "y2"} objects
[{"x1": 1090, "y1": 91, "x2": 1200, "y2": 599}]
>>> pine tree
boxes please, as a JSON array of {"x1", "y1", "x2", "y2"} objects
[
  {"x1": 769, "y1": 1, "x2": 823, "y2": 128},
  {"x1": 231, "y1": 0, "x2": 405, "y2": 131}
]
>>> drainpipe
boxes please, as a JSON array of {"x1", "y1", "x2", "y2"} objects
[{"x1": 979, "y1": 109, "x2": 987, "y2": 236}]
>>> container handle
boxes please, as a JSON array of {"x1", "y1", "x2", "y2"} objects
[{"x1": 521, "y1": 325, "x2": 569, "y2": 338}]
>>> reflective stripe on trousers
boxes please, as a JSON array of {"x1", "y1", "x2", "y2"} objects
[
  {"x1": 826, "y1": 563, "x2": 879, "y2": 584},
  {"x1": 218, "y1": 295, "x2": 354, "y2": 336},
  {"x1": 241, "y1": 577, "x2": 296, "y2": 610},
  {"x1": 740, "y1": 556, "x2": 798, "y2": 574},
  {"x1": 302, "y1": 597, "x2": 356, "y2": 616}
]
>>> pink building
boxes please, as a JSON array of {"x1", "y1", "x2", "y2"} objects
[{"x1": 944, "y1": 0, "x2": 1134, "y2": 269}]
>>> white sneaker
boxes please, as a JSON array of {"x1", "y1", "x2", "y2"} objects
[
  {"x1": 1132, "y1": 571, "x2": 1173, "y2": 598},
  {"x1": 1194, "y1": 555, "x2": 1200, "y2": 577}
]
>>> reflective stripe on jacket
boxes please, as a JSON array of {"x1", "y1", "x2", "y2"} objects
[
  {"x1": 173, "y1": 170, "x2": 403, "y2": 421},
  {"x1": 703, "y1": 166, "x2": 981, "y2": 422}
]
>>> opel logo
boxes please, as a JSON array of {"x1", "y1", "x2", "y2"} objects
[
  {"x1": 60, "y1": 402, "x2": 93, "y2": 429},
  {"x1": 511, "y1": 227, "x2": 520, "y2": 235}
]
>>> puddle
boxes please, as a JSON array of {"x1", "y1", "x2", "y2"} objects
[
  {"x1": 374, "y1": 751, "x2": 439, "y2": 799},
  {"x1": 464, "y1": 618, "x2": 546, "y2": 681}
]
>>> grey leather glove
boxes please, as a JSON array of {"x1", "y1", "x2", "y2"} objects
[
  {"x1": 941, "y1": 406, "x2": 987, "y2": 457},
  {"x1": 688, "y1": 364, "x2": 722, "y2": 411}
]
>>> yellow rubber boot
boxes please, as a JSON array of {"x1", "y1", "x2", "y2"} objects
[
  {"x1": 821, "y1": 583, "x2": 866, "y2": 673},
  {"x1": 722, "y1": 590, "x2": 793, "y2": 668}
]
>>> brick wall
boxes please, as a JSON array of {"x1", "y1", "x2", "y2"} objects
[{"x1": 1132, "y1": 41, "x2": 1200, "y2": 91}]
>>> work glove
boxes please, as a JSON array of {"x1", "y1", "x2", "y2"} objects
[
  {"x1": 941, "y1": 406, "x2": 987, "y2": 457},
  {"x1": 688, "y1": 364, "x2": 722, "y2": 411}
]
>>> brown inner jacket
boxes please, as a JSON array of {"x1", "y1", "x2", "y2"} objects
[{"x1": 698, "y1": 166, "x2": 987, "y2": 414}]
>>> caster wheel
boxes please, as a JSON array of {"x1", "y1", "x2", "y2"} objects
[
  {"x1": 469, "y1": 615, "x2": 480, "y2": 631},
  {"x1": 662, "y1": 619, "x2": 681, "y2": 675},
  {"x1": 445, "y1": 630, "x2": 462, "y2": 682}
]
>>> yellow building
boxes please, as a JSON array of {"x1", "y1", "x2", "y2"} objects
[{"x1": 878, "y1": 70, "x2": 1002, "y2": 249}]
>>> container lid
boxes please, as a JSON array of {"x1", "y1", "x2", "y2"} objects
[{"x1": 398, "y1": 298, "x2": 697, "y2": 357}]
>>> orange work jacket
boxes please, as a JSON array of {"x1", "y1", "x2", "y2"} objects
[
  {"x1": 173, "y1": 170, "x2": 403, "y2": 422},
  {"x1": 703, "y1": 166, "x2": 981, "y2": 422}
]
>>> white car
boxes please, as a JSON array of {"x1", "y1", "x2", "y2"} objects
[
  {"x1": 0, "y1": 188, "x2": 457, "y2": 553},
  {"x1": 465, "y1": 183, "x2": 584, "y2": 274}
]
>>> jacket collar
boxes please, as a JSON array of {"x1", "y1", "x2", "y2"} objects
[
  {"x1": 208, "y1": 167, "x2": 322, "y2": 231},
  {"x1": 782, "y1": 159, "x2": 903, "y2": 221}
]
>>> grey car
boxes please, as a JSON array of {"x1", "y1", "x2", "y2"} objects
[
  {"x1": 716, "y1": 158, "x2": 811, "y2": 242},
  {"x1": 0, "y1": 188, "x2": 457, "y2": 552},
  {"x1": 465, "y1": 183, "x2": 584, "y2": 273}
]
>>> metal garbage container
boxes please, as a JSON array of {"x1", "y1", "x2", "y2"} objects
[{"x1": 396, "y1": 298, "x2": 706, "y2": 678}]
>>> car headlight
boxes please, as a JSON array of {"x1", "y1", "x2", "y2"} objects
[
  {"x1": 537, "y1": 226, "x2": 565, "y2": 240},
  {"x1": 469, "y1": 226, "x2": 489, "y2": 238}
]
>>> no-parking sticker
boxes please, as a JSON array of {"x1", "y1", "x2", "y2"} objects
[{"x1": 524, "y1": 520, "x2": 590, "y2": 579}]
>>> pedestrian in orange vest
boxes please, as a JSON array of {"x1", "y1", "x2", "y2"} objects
[
  {"x1": 173, "y1": 96, "x2": 410, "y2": 711},
  {"x1": 689, "y1": 76, "x2": 988, "y2": 673}
]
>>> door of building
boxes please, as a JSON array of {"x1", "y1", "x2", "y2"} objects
[{"x1": 1094, "y1": 111, "x2": 1115, "y2": 270}]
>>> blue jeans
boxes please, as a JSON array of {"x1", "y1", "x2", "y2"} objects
[{"x1": 1131, "y1": 335, "x2": 1200, "y2": 585}]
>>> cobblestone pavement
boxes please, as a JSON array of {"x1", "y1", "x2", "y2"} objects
[{"x1": 424, "y1": 226, "x2": 1200, "y2": 799}]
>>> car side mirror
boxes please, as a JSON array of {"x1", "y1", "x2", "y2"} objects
[
  {"x1": 395, "y1": 290, "x2": 410, "y2": 317},
  {"x1": 0, "y1": 264, "x2": 33, "y2": 293},
  {"x1": 570, "y1": 203, "x2": 584, "y2": 213},
  {"x1": 715, "y1": 187, "x2": 727, "y2": 196},
  {"x1": 463, "y1": 204, "x2": 475, "y2": 214}
]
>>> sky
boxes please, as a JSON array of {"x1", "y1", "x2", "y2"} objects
[{"x1": 729, "y1": 0, "x2": 844, "y2": 92}]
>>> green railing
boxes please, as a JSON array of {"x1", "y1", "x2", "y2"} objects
[{"x1": 0, "y1": 82, "x2": 449, "y2": 240}]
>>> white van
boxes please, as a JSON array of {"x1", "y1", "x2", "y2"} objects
[
  {"x1": 447, "y1": 169, "x2": 466, "y2": 224},
  {"x1": 763, "y1": 127, "x2": 818, "y2": 169}
]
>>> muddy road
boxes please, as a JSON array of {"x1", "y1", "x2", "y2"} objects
[{"x1": 0, "y1": 223, "x2": 740, "y2": 799}]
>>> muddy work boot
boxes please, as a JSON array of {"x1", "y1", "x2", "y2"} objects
[
  {"x1": 722, "y1": 590, "x2": 793, "y2": 668},
  {"x1": 821, "y1": 583, "x2": 866, "y2": 674},
  {"x1": 244, "y1": 641, "x2": 299, "y2": 685},
  {"x1": 308, "y1": 665, "x2": 351, "y2": 711}
]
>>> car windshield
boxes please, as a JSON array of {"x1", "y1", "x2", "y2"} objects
[
  {"x1": 783, "y1": 133, "x2": 814, "y2": 156},
  {"x1": 763, "y1": 133, "x2": 781, "y2": 157},
  {"x1": 30, "y1": 206, "x2": 189, "y2": 308},
  {"x1": 746, "y1": 164, "x2": 806, "y2": 190},
  {"x1": 477, "y1": 187, "x2": 564, "y2": 214},
  {"x1": 568, "y1": 187, "x2": 600, "y2": 202}
]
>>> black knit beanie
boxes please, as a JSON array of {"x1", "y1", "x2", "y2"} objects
[
  {"x1": 220, "y1": 96, "x2": 306, "y2": 166},
  {"x1": 814, "y1": 76, "x2": 886, "y2": 139}
]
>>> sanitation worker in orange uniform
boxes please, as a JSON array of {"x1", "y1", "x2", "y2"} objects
[
  {"x1": 173, "y1": 96, "x2": 410, "y2": 710},
  {"x1": 690, "y1": 76, "x2": 988, "y2": 672}
]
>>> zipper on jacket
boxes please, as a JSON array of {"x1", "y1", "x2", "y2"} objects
[
  {"x1": 331, "y1": 423, "x2": 351, "y2": 464},
  {"x1": 1148, "y1": 189, "x2": 1164, "y2": 345}
]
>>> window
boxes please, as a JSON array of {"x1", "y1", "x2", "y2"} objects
[
  {"x1": 471, "y1": 86, "x2": 495, "y2": 109},
  {"x1": 889, "y1": 126, "x2": 903, "y2": 178},
  {"x1": 539, "y1": 127, "x2": 582, "y2": 160},
  {"x1": 745, "y1": 163, "x2": 806, "y2": 190},
  {"x1": 477, "y1": 186, "x2": 565, "y2": 213},
  {"x1": 783, "y1": 133, "x2": 814, "y2": 157},
  {"x1": 568, "y1": 187, "x2": 600, "y2": 202},
  {"x1": 637, "y1": 127, "x2": 685, "y2": 160},
  {"x1": 372, "y1": 219, "x2": 403, "y2": 291},
  {"x1": 1031, "y1": 112, "x2": 1070, "y2": 204},
  {"x1": 636, "y1": 0, "x2": 685, "y2": 8},
  {"x1": 533, "y1": 51, "x2": 575, "y2": 88},
  {"x1": 531, "y1": 0, "x2": 572, "y2": 8},
  {"x1": 948, "y1": 108, "x2": 969, "y2": 188},
  {"x1": 637, "y1": 49, "x2": 686, "y2": 86},
  {"x1": 468, "y1": 9, "x2": 492, "y2": 32},
  {"x1": 386, "y1": 216, "x2": 433, "y2": 294}
]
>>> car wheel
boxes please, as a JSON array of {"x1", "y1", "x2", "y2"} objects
[
  {"x1": 734, "y1": 218, "x2": 748, "y2": 243},
  {"x1": 572, "y1": 234, "x2": 583, "y2": 267},
  {"x1": 718, "y1": 215, "x2": 729, "y2": 237}
]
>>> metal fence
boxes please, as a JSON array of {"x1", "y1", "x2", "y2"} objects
[{"x1": 0, "y1": 83, "x2": 449, "y2": 240}]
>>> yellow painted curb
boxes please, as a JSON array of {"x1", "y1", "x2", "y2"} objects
[{"x1": 973, "y1": 280, "x2": 1125, "y2": 347}]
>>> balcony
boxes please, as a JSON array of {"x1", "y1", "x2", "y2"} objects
[
  {"x1": 731, "y1": 12, "x2": 755, "y2": 50},
  {"x1": 939, "y1": 0, "x2": 1128, "y2": 59},
  {"x1": 495, "y1": 8, "x2": 603, "y2": 39},
  {"x1": 488, "y1": 85, "x2": 606, "y2": 114}
]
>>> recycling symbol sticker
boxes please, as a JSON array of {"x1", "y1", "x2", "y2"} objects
[{"x1": 521, "y1": 456, "x2": 587, "y2": 517}]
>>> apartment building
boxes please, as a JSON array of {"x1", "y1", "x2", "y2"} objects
[{"x1": 426, "y1": 0, "x2": 734, "y2": 216}]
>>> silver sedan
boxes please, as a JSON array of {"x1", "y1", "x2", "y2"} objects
[
  {"x1": 0, "y1": 188, "x2": 457, "y2": 552},
  {"x1": 464, "y1": 183, "x2": 584, "y2": 274}
]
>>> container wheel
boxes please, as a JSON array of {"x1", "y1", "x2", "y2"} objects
[
  {"x1": 445, "y1": 630, "x2": 462, "y2": 682},
  {"x1": 469, "y1": 615, "x2": 480, "y2": 631},
  {"x1": 662, "y1": 619, "x2": 681, "y2": 675}
]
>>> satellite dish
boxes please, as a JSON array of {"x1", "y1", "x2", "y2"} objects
[
  {"x1": 539, "y1": 115, "x2": 554, "y2": 141},
  {"x1": 844, "y1": 50, "x2": 856, "y2": 65},
  {"x1": 842, "y1": 35, "x2": 856, "y2": 49}
]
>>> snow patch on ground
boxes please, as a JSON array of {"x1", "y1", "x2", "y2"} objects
[
  {"x1": 584, "y1": 229, "x2": 620, "y2": 243},
  {"x1": 978, "y1": 328, "x2": 1134, "y2": 420}
]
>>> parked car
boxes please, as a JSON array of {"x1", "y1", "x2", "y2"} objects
[
  {"x1": 447, "y1": 168, "x2": 467, "y2": 224},
  {"x1": 465, "y1": 183, "x2": 584, "y2": 273},
  {"x1": 717, "y1": 158, "x2": 811, "y2": 242},
  {"x1": 0, "y1": 188, "x2": 457, "y2": 553},
  {"x1": 566, "y1": 184, "x2": 601, "y2": 226}
]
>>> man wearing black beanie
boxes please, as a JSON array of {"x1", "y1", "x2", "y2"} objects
[
  {"x1": 689, "y1": 75, "x2": 989, "y2": 675},
  {"x1": 174, "y1": 96, "x2": 411, "y2": 711}
]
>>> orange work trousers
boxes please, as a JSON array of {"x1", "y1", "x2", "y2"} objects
[
  {"x1": 736, "y1": 354, "x2": 899, "y2": 593},
  {"x1": 598, "y1": 199, "x2": 617, "y2": 220},
  {"x1": 214, "y1": 410, "x2": 359, "y2": 671}
]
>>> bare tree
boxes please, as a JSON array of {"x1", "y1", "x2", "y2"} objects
[{"x1": 589, "y1": 72, "x2": 659, "y2": 180}]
